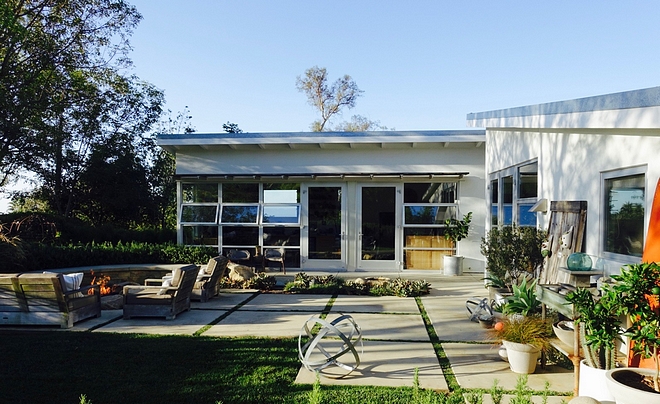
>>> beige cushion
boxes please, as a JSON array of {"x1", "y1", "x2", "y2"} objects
[{"x1": 170, "y1": 267, "x2": 184, "y2": 288}]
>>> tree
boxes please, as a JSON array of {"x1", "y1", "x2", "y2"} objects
[
  {"x1": 0, "y1": 0, "x2": 151, "y2": 189},
  {"x1": 333, "y1": 115, "x2": 389, "y2": 132},
  {"x1": 223, "y1": 122, "x2": 243, "y2": 133},
  {"x1": 296, "y1": 66, "x2": 363, "y2": 132}
]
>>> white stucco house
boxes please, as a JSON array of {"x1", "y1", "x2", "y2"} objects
[
  {"x1": 467, "y1": 86, "x2": 660, "y2": 275},
  {"x1": 156, "y1": 131, "x2": 487, "y2": 273}
]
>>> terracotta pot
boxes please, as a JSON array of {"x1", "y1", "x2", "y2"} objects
[
  {"x1": 605, "y1": 368, "x2": 660, "y2": 404},
  {"x1": 502, "y1": 340, "x2": 540, "y2": 374}
]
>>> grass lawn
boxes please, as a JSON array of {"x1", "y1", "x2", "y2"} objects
[{"x1": 0, "y1": 331, "x2": 444, "y2": 404}]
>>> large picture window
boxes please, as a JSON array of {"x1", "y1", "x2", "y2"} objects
[{"x1": 602, "y1": 168, "x2": 646, "y2": 259}]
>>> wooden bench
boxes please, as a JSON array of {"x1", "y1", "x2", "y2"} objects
[{"x1": 0, "y1": 272, "x2": 101, "y2": 328}]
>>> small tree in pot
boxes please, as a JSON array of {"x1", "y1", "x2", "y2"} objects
[
  {"x1": 607, "y1": 262, "x2": 660, "y2": 397},
  {"x1": 443, "y1": 211, "x2": 472, "y2": 276}
]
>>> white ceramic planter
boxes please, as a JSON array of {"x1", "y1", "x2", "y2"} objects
[
  {"x1": 605, "y1": 368, "x2": 660, "y2": 404},
  {"x1": 443, "y1": 255, "x2": 463, "y2": 276},
  {"x1": 502, "y1": 340, "x2": 540, "y2": 374},
  {"x1": 579, "y1": 359, "x2": 615, "y2": 404}
]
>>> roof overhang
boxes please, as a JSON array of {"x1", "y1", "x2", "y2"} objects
[
  {"x1": 157, "y1": 130, "x2": 486, "y2": 153},
  {"x1": 174, "y1": 172, "x2": 469, "y2": 182}
]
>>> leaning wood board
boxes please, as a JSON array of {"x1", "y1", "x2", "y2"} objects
[{"x1": 539, "y1": 201, "x2": 588, "y2": 285}]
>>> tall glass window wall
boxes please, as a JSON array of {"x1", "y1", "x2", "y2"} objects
[
  {"x1": 180, "y1": 182, "x2": 301, "y2": 268},
  {"x1": 403, "y1": 182, "x2": 458, "y2": 270}
]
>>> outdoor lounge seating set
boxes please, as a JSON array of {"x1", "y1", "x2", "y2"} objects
[
  {"x1": 123, "y1": 255, "x2": 229, "y2": 320},
  {"x1": 0, "y1": 272, "x2": 101, "y2": 328},
  {"x1": 0, "y1": 255, "x2": 230, "y2": 327}
]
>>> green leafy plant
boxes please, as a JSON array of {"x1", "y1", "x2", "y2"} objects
[
  {"x1": 480, "y1": 225, "x2": 546, "y2": 289},
  {"x1": 608, "y1": 262, "x2": 660, "y2": 391},
  {"x1": 489, "y1": 379, "x2": 504, "y2": 404},
  {"x1": 502, "y1": 277, "x2": 541, "y2": 316},
  {"x1": 565, "y1": 287, "x2": 620, "y2": 369},
  {"x1": 444, "y1": 211, "x2": 472, "y2": 250},
  {"x1": 308, "y1": 372, "x2": 322, "y2": 404}
]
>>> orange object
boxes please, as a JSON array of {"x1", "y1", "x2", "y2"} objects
[
  {"x1": 642, "y1": 179, "x2": 660, "y2": 263},
  {"x1": 629, "y1": 179, "x2": 660, "y2": 368},
  {"x1": 494, "y1": 321, "x2": 504, "y2": 331}
]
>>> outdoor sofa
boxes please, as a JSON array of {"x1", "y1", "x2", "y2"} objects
[{"x1": 0, "y1": 272, "x2": 101, "y2": 328}]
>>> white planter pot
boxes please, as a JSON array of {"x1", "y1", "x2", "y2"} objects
[
  {"x1": 605, "y1": 368, "x2": 660, "y2": 404},
  {"x1": 443, "y1": 255, "x2": 463, "y2": 276},
  {"x1": 502, "y1": 340, "x2": 540, "y2": 374},
  {"x1": 579, "y1": 359, "x2": 615, "y2": 403}
]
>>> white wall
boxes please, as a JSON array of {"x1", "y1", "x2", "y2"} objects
[{"x1": 487, "y1": 128, "x2": 660, "y2": 275}]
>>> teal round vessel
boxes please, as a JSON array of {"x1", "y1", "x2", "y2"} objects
[{"x1": 567, "y1": 252, "x2": 592, "y2": 271}]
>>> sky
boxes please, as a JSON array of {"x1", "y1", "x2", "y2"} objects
[{"x1": 3, "y1": 1, "x2": 660, "y2": 212}]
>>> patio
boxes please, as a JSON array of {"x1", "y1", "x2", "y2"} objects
[{"x1": 37, "y1": 271, "x2": 575, "y2": 402}]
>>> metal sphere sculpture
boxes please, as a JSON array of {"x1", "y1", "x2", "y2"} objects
[{"x1": 298, "y1": 314, "x2": 363, "y2": 376}]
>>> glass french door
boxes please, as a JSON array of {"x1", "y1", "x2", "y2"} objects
[
  {"x1": 302, "y1": 184, "x2": 346, "y2": 270},
  {"x1": 357, "y1": 184, "x2": 401, "y2": 270}
]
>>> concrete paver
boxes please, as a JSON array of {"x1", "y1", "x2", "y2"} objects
[
  {"x1": 340, "y1": 312, "x2": 429, "y2": 341},
  {"x1": 238, "y1": 293, "x2": 332, "y2": 312},
  {"x1": 95, "y1": 309, "x2": 226, "y2": 335},
  {"x1": 202, "y1": 310, "x2": 318, "y2": 338},
  {"x1": 191, "y1": 290, "x2": 257, "y2": 310},
  {"x1": 331, "y1": 294, "x2": 420, "y2": 314},
  {"x1": 295, "y1": 340, "x2": 447, "y2": 390}
]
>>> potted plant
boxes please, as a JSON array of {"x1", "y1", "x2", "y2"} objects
[
  {"x1": 605, "y1": 262, "x2": 660, "y2": 403},
  {"x1": 565, "y1": 287, "x2": 620, "y2": 402},
  {"x1": 489, "y1": 315, "x2": 552, "y2": 374},
  {"x1": 480, "y1": 225, "x2": 546, "y2": 299},
  {"x1": 443, "y1": 211, "x2": 472, "y2": 276},
  {"x1": 502, "y1": 277, "x2": 541, "y2": 317}
]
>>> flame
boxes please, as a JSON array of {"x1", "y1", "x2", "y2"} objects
[{"x1": 87, "y1": 271, "x2": 113, "y2": 296}]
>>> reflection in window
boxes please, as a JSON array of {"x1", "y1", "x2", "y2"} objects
[
  {"x1": 263, "y1": 227, "x2": 301, "y2": 246},
  {"x1": 604, "y1": 173, "x2": 645, "y2": 257},
  {"x1": 519, "y1": 163, "x2": 538, "y2": 199},
  {"x1": 221, "y1": 206, "x2": 258, "y2": 223},
  {"x1": 264, "y1": 183, "x2": 300, "y2": 203},
  {"x1": 181, "y1": 205, "x2": 217, "y2": 223},
  {"x1": 222, "y1": 183, "x2": 259, "y2": 203},
  {"x1": 517, "y1": 203, "x2": 536, "y2": 227},
  {"x1": 262, "y1": 205, "x2": 300, "y2": 224},
  {"x1": 182, "y1": 183, "x2": 217, "y2": 203},
  {"x1": 404, "y1": 206, "x2": 456, "y2": 224},
  {"x1": 404, "y1": 183, "x2": 456, "y2": 203},
  {"x1": 222, "y1": 226, "x2": 259, "y2": 246},
  {"x1": 490, "y1": 179, "x2": 498, "y2": 226},
  {"x1": 183, "y1": 226, "x2": 218, "y2": 245}
]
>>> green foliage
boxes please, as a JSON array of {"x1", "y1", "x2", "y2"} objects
[
  {"x1": 502, "y1": 277, "x2": 541, "y2": 316},
  {"x1": 284, "y1": 273, "x2": 431, "y2": 297},
  {"x1": 0, "y1": 241, "x2": 216, "y2": 273},
  {"x1": 565, "y1": 287, "x2": 620, "y2": 369},
  {"x1": 480, "y1": 225, "x2": 546, "y2": 287},
  {"x1": 79, "y1": 395, "x2": 92, "y2": 404},
  {"x1": 608, "y1": 262, "x2": 660, "y2": 391},
  {"x1": 490, "y1": 379, "x2": 504, "y2": 404},
  {"x1": 308, "y1": 372, "x2": 322, "y2": 404},
  {"x1": 444, "y1": 212, "x2": 472, "y2": 245},
  {"x1": 509, "y1": 375, "x2": 532, "y2": 404},
  {"x1": 245, "y1": 273, "x2": 277, "y2": 290}
]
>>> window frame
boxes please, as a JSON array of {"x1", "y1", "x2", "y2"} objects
[
  {"x1": 489, "y1": 159, "x2": 539, "y2": 227},
  {"x1": 600, "y1": 165, "x2": 647, "y2": 263}
]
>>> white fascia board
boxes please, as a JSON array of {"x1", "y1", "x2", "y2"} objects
[{"x1": 466, "y1": 86, "x2": 660, "y2": 130}]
